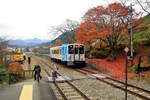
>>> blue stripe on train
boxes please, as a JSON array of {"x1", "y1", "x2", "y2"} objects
[{"x1": 61, "y1": 45, "x2": 68, "y2": 61}]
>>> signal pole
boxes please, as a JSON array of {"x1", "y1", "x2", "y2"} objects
[
  {"x1": 124, "y1": 46, "x2": 129, "y2": 100},
  {"x1": 129, "y1": 4, "x2": 133, "y2": 66}
]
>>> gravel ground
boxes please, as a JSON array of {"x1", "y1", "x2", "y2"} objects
[
  {"x1": 33, "y1": 55, "x2": 148, "y2": 100},
  {"x1": 128, "y1": 79, "x2": 150, "y2": 91},
  {"x1": 72, "y1": 79, "x2": 142, "y2": 100}
]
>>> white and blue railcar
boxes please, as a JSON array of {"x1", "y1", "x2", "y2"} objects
[{"x1": 50, "y1": 44, "x2": 85, "y2": 66}]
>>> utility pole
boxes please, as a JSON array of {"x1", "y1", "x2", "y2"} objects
[{"x1": 129, "y1": 4, "x2": 133, "y2": 66}]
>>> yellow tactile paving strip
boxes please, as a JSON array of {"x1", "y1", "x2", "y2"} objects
[{"x1": 19, "y1": 85, "x2": 33, "y2": 100}]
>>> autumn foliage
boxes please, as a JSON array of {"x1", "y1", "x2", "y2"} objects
[
  {"x1": 76, "y1": 3, "x2": 141, "y2": 55},
  {"x1": 56, "y1": 40, "x2": 63, "y2": 46},
  {"x1": 8, "y1": 62, "x2": 23, "y2": 73}
]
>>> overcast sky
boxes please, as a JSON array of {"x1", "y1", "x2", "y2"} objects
[
  {"x1": 0, "y1": 0, "x2": 108, "y2": 40},
  {"x1": 0, "y1": 0, "x2": 143, "y2": 40}
]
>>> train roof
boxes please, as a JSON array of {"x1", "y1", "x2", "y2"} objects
[
  {"x1": 63, "y1": 44, "x2": 84, "y2": 46},
  {"x1": 50, "y1": 44, "x2": 84, "y2": 49}
]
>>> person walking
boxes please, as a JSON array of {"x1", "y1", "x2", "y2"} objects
[
  {"x1": 34, "y1": 64, "x2": 42, "y2": 82},
  {"x1": 51, "y1": 65, "x2": 58, "y2": 82},
  {"x1": 23, "y1": 55, "x2": 26, "y2": 63},
  {"x1": 23, "y1": 55, "x2": 26, "y2": 60}
]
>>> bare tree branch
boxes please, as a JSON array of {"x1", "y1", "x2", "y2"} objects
[
  {"x1": 49, "y1": 19, "x2": 80, "y2": 39},
  {"x1": 136, "y1": 0, "x2": 150, "y2": 14},
  {"x1": 146, "y1": 0, "x2": 150, "y2": 8}
]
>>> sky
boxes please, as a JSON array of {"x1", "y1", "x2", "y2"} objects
[
  {"x1": 0, "y1": 0, "x2": 108, "y2": 40},
  {"x1": 0, "y1": 0, "x2": 143, "y2": 40}
]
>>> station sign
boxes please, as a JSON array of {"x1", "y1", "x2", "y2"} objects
[{"x1": 124, "y1": 46, "x2": 129, "y2": 53}]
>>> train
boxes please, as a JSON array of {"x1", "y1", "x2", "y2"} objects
[{"x1": 50, "y1": 44, "x2": 85, "y2": 66}]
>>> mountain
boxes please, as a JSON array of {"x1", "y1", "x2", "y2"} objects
[
  {"x1": 38, "y1": 30, "x2": 77, "y2": 49},
  {"x1": 8, "y1": 38, "x2": 49, "y2": 48},
  {"x1": 50, "y1": 30, "x2": 77, "y2": 45}
]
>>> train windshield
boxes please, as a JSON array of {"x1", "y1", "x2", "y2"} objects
[
  {"x1": 75, "y1": 47, "x2": 78, "y2": 54},
  {"x1": 69, "y1": 45, "x2": 84, "y2": 54},
  {"x1": 79, "y1": 45, "x2": 84, "y2": 54},
  {"x1": 68, "y1": 45, "x2": 74, "y2": 54}
]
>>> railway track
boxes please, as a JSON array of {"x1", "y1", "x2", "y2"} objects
[
  {"x1": 33, "y1": 55, "x2": 150, "y2": 100},
  {"x1": 45, "y1": 70, "x2": 90, "y2": 100},
  {"x1": 44, "y1": 66, "x2": 90, "y2": 100},
  {"x1": 77, "y1": 68, "x2": 150, "y2": 100},
  {"x1": 34, "y1": 56, "x2": 91, "y2": 100}
]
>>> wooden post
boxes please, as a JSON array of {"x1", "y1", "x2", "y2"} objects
[{"x1": 8, "y1": 73, "x2": 11, "y2": 85}]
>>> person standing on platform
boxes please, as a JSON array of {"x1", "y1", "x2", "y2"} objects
[
  {"x1": 28, "y1": 57, "x2": 31, "y2": 70},
  {"x1": 23, "y1": 55, "x2": 26, "y2": 63},
  {"x1": 34, "y1": 64, "x2": 42, "y2": 82}
]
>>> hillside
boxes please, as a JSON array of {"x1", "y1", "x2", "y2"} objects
[
  {"x1": 40, "y1": 29, "x2": 77, "y2": 48},
  {"x1": 142, "y1": 14, "x2": 150, "y2": 24},
  {"x1": 8, "y1": 38, "x2": 49, "y2": 48},
  {"x1": 51, "y1": 30, "x2": 77, "y2": 44}
]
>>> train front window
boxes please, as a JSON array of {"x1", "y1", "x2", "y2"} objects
[
  {"x1": 75, "y1": 47, "x2": 78, "y2": 54},
  {"x1": 79, "y1": 45, "x2": 84, "y2": 54},
  {"x1": 68, "y1": 45, "x2": 74, "y2": 54}
]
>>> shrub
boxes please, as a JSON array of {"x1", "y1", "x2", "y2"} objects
[
  {"x1": 8, "y1": 62, "x2": 23, "y2": 74},
  {"x1": 129, "y1": 64, "x2": 137, "y2": 72}
]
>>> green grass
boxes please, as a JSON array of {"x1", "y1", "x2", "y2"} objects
[
  {"x1": 0, "y1": 76, "x2": 9, "y2": 85},
  {"x1": 0, "y1": 67, "x2": 7, "y2": 73},
  {"x1": 0, "y1": 67, "x2": 9, "y2": 85}
]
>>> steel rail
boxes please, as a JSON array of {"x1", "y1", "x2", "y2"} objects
[
  {"x1": 34, "y1": 56, "x2": 91, "y2": 100},
  {"x1": 34, "y1": 56, "x2": 150, "y2": 100},
  {"x1": 96, "y1": 78, "x2": 150, "y2": 100},
  {"x1": 77, "y1": 68, "x2": 150, "y2": 100},
  {"x1": 78, "y1": 68, "x2": 150, "y2": 94},
  {"x1": 54, "y1": 82, "x2": 68, "y2": 100},
  {"x1": 107, "y1": 77, "x2": 150, "y2": 95},
  {"x1": 44, "y1": 69, "x2": 68, "y2": 100}
]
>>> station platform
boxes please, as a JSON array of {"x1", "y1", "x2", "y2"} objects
[{"x1": 0, "y1": 79, "x2": 57, "y2": 100}]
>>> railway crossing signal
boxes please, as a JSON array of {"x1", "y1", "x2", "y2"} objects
[{"x1": 124, "y1": 46, "x2": 129, "y2": 54}]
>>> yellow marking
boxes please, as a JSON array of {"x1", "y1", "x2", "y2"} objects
[{"x1": 19, "y1": 85, "x2": 33, "y2": 100}]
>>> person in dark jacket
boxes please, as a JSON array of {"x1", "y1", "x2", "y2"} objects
[
  {"x1": 34, "y1": 65, "x2": 42, "y2": 81},
  {"x1": 51, "y1": 65, "x2": 58, "y2": 82},
  {"x1": 28, "y1": 57, "x2": 31, "y2": 64},
  {"x1": 23, "y1": 55, "x2": 26, "y2": 61}
]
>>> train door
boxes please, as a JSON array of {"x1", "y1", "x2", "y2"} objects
[
  {"x1": 68, "y1": 45, "x2": 74, "y2": 62},
  {"x1": 50, "y1": 48, "x2": 52, "y2": 58}
]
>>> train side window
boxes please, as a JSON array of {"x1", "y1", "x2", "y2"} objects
[{"x1": 75, "y1": 47, "x2": 78, "y2": 54}]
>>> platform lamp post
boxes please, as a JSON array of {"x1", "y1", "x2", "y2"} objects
[{"x1": 124, "y1": 46, "x2": 130, "y2": 100}]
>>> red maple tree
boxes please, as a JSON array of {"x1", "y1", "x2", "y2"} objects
[{"x1": 76, "y1": 3, "x2": 141, "y2": 57}]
